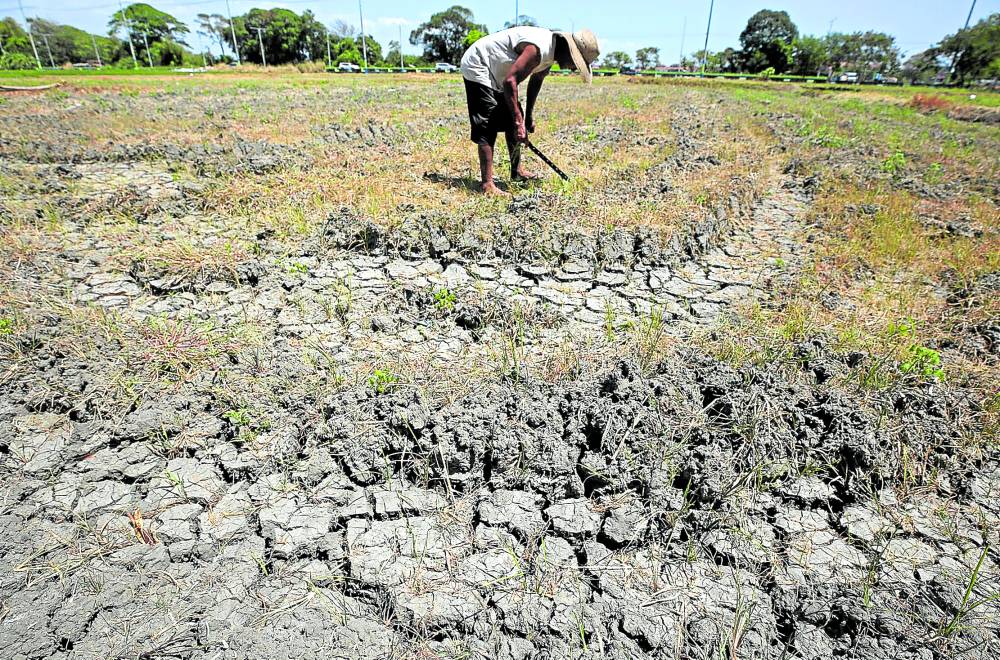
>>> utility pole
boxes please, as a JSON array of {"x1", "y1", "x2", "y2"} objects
[
  {"x1": 250, "y1": 27, "x2": 266, "y2": 67},
  {"x1": 700, "y1": 0, "x2": 714, "y2": 76},
  {"x1": 91, "y1": 34, "x2": 102, "y2": 66},
  {"x1": 116, "y1": 0, "x2": 138, "y2": 67},
  {"x1": 949, "y1": 0, "x2": 977, "y2": 82},
  {"x1": 679, "y1": 16, "x2": 686, "y2": 66},
  {"x1": 326, "y1": 33, "x2": 331, "y2": 67},
  {"x1": 39, "y1": 33, "x2": 54, "y2": 68},
  {"x1": 358, "y1": 0, "x2": 368, "y2": 71},
  {"x1": 141, "y1": 32, "x2": 153, "y2": 67},
  {"x1": 0, "y1": 34, "x2": 5, "y2": 56},
  {"x1": 961, "y1": 0, "x2": 977, "y2": 30},
  {"x1": 399, "y1": 24, "x2": 403, "y2": 70},
  {"x1": 18, "y1": 0, "x2": 41, "y2": 69},
  {"x1": 225, "y1": 0, "x2": 240, "y2": 65}
]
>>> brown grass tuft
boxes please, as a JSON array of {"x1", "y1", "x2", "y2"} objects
[{"x1": 907, "y1": 94, "x2": 953, "y2": 113}]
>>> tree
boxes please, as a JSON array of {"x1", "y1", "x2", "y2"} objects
[
  {"x1": 691, "y1": 48, "x2": 740, "y2": 73},
  {"x1": 937, "y1": 13, "x2": 1000, "y2": 84},
  {"x1": 790, "y1": 35, "x2": 826, "y2": 75},
  {"x1": 195, "y1": 13, "x2": 230, "y2": 58},
  {"x1": 108, "y1": 3, "x2": 189, "y2": 46},
  {"x1": 27, "y1": 18, "x2": 123, "y2": 65},
  {"x1": 503, "y1": 15, "x2": 538, "y2": 29},
  {"x1": 409, "y1": 5, "x2": 486, "y2": 64},
  {"x1": 635, "y1": 47, "x2": 660, "y2": 70},
  {"x1": 0, "y1": 17, "x2": 32, "y2": 57},
  {"x1": 234, "y1": 8, "x2": 331, "y2": 64},
  {"x1": 902, "y1": 49, "x2": 944, "y2": 85},
  {"x1": 332, "y1": 37, "x2": 362, "y2": 65},
  {"x1": 825, "y1": 31, "x2": 900, "y2": 81},
  {"x1": 719, "y1": 47, "x2": 741, "y2": 72},
  {"x1": 298, "y1": 10, "x2": 327, "y2": 61},
  {"x1": 739, "y1": 9, "x2": 798, "y2": 73},
  {"x1": 463, "y1": 28, "x2": 486, "y2": 49},
  {"x1": 329, "y1": 20, "x2": 355, "y2": 39},
  {"x1": 601, "y1": 51, "x2": 631, "y2": 69},
  {"x1": 150, "y1": 39, "x2": 186, "y2": 65},
  {"x1": 0, "y1": 52, "x2": 35, "y2": 69},
  {"x1": 356, "y1": 34, "x2": 382, "y2": 65}
]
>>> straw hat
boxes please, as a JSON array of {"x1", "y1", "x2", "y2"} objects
[{"x1": 555, "y1": 29, "x2": 600, "y2": 83}]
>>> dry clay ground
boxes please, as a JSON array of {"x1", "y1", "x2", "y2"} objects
[{"x1": 0, "y1": 74, "x2": 998, "y2": 659}]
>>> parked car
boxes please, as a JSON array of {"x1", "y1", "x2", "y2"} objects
[
  {"x1": 834, "y1": 71, "x2": 859, "y2": 84},
  {"x1": 338, "y1": 62, "x2": 361, "y2": 73},
  {"x1": 619, "y1": 65, "x2": 639, "y2": 76},
  {"x1": 434, "y1": 62, "x2": 459, "y2": 73}
]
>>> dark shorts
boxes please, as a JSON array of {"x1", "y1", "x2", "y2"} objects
[{"x1": 463, "y1": 78, "x2": 521, "y2": 145}]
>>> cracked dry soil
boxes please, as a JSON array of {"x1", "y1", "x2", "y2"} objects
[{"x1": 1, "y1": 80, "x2": 998, "y2": 660}]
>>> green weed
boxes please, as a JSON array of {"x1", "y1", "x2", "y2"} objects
[
  {"x1": 223, "y1": 408, "x2": 252, "y2": 427},
  {"x1": 433, "y1": 288, "x2": 457, "y2": 312},
  {"x1": 941, "y1": 545, "x2": 995, "y2": 637},
  {"x1": 368, "y1": 369, "x2": 399, "y2": 394},
  {"x1": 880, "y1": 151, "x2": 907, "y2": 176}
]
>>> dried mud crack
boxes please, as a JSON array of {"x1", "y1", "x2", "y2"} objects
[{"x1": 1, "y1": 79, "x2": 998, "y2": 660}]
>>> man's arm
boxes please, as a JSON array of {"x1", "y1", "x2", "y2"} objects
[
  {"x1": 525, "y1": 69, "x2": 549, "y2": 133},
  {"x1": 502, "y1": 44, "x2": 541, "y2": 142}
]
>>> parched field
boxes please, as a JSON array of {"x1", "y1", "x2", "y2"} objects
[{"x1": 1, "y1": 72, "x2": 998, "y2": 659}]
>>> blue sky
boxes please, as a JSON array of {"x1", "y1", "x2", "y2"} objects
[{"x1": 12, "y1": 0, "x2": 1000, "y2": 62}]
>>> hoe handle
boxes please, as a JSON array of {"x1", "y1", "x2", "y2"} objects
[{"x1": 525, "y1": 139, "x2": 569, "y2": 181}]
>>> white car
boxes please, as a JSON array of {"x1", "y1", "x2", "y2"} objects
[
  {"x1": 338, "y1": 62, "x2": 362, "y2": 73},
  {"x1": 434, "y1": 62, "x2": 459, "y2": 73}
]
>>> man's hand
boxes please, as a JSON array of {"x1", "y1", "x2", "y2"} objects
[
  {"x1": 525, "y1": 116, "x2": 535, "y2": 134},
  {"x1": 515, "y1": 120, "x2": 528, "y2": 143}
]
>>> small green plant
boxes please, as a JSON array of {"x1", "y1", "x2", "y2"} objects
[
  {"x1": 368, "y1": 369, "x2": 399, "y2": 394},
  {"x1": 223, "y1": 408, "x2": 252, "y2": 427},
  {"x1": 334, "y1": 276, "x2": 353, "y2": 322},
  {"x1": 618, "y1": 94, "x2": 639, "y2": 111},
  {"x1": 287, "y1": 261, "x2": 309, "y2": 275},
  {"x1": 0, "y1": 317, "x2": 13, "y2": 336},
  {"x1": 941, "y1": 544, "x2": 995, "y2": 637},
  {"x1": 163, "y1": 469, "x2": 187, "y2": 499},
  {"x1": 251, "y1": 552, "x2": 270, "y2": 576},
  {"x1": 433, "y1": 288, "x2": 457, "y2": 312},
  {"x1": 925, "y1": 162, "x2": 944, "y2": 184},
  {"x1": 633, "y1": 306, "x2": 668, "y2": 372},
  {"x1": 880, "y1": 151, "x2": 906, "y2": 176},
  {"x1": 497, "y1": 303, "x2": 528, "y2": 381},
  {"x1": 899, "y1": 345, "x2": 945, "y2": 381},
  {"x1": 888, "y1": 319, "x2": 944, "y2": 380},
  {"x1": 604, "y1": 302, "x2": 617, "y2": 343}
]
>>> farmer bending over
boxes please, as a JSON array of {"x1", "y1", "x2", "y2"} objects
[{"x1": 460, "y1": 26, "x2": 599, "y2": 195}]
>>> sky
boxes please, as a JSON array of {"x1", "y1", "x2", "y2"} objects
[{"x1": 7, "y1": 0, "x2": 1000, "y2": 63}]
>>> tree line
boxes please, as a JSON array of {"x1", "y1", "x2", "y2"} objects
[
  {"x1": 1, "y1": 4, "x2": 997, "y2": 86},
  {"x1": 602, "y1": 9, "x2": 998, "y2": 84}
]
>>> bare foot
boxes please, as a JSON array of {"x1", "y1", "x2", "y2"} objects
[
  {"x1": 481, "y1": 182, "x2": 507, "y2": 196},
  {"x1": 511, "y1": 169, "x2": 541, "y2": 182}
]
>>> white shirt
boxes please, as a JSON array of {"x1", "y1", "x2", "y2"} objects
[{"x1": 460, "y1": 26, "x2": 556, "y2": 91}]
